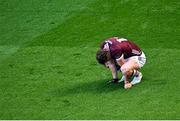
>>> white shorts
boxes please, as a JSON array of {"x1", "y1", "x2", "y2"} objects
[{"x1": 125, "y1": 52, "x2": 146, "y2": 68}]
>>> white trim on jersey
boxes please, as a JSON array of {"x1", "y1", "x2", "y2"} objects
[
  {"x1": 116, "y1": 54, "x2": 124, "y2": 61},
  {"x1": 117, "y1": 38, "x2": 127, "y2": 43},
  {"x1": 105, "y1": 40, "x2": 113, "y2": 45}
]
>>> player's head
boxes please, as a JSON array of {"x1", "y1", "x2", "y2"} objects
[{"x1": 96, "y1": 49, "x2": 110, "y2": 65}]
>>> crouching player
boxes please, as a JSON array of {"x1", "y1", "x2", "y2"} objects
[{"x1": 96, "y1": 37, "x2": 146, "y2": 89}]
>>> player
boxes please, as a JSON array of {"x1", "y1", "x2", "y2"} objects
[{"x1": 96, "y1": 37, "x2": 146, "y2": 89}]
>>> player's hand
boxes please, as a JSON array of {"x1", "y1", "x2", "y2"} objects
[
  {"x1": 107, "y1": 78, "x2": 119, "y2": 84},
  {"x1": 124, "y1": 82, "x2": 132, "y2": 89}
]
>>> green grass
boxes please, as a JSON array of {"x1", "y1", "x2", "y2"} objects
[{"x1": 0, "y1": 0, "x2": 180, "y2": 119}]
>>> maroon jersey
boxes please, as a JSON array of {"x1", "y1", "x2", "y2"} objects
[{"x1": 100, "y1": 37, "x2": 142, "y2": 59}]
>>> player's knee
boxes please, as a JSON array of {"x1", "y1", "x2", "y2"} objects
[
  {"x1": 126, "y1": 70, "x2": 133, "y2": 77},
  {"x1": 121, "y1": 66, "x2": 133, "y2": 77},
  {"x1": 121, "y1": 66, "x2": 128, "y2": 75}
]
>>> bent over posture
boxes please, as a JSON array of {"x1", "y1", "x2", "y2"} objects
[{"x1": 96, "y1": 37, "x2": 146, "y2": 89}]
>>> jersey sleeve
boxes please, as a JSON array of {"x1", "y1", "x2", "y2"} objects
[{"x1": 115, "y1": 53, "x2": 124, "y2": 61}]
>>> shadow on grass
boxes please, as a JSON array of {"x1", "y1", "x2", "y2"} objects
[{"x1": 51, "y1": 79, "x2": 124, "y2": 97}]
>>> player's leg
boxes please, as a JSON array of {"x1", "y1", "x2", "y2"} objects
[
  {"x1": 130, "y1": 52, "x2": 146, "y2": 85},
  {"x1": 130, "y1": 70, "x2": 142, "y2": 85},
  {"x1": 121, "y1": 59, "x2": 139, "y2": 89}
]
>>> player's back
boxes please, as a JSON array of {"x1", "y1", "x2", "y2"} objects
[{"x1": 103, "y1": 37, "x2": 142, "y2": 59}]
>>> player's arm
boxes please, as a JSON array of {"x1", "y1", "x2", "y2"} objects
[{"x1": 105, "y1": 60, "x2": 118, "y2": 82}]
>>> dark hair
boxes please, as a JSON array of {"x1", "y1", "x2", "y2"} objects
[{"x1": 96, "y1": 49, "x2": 108, "y2": 65}]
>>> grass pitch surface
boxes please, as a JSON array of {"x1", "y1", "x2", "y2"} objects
[{"x1": 0, "y1": 0, "x2": 180, "y2": 119}]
